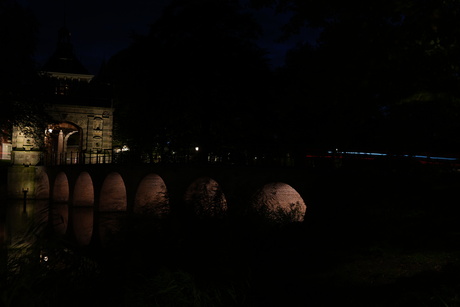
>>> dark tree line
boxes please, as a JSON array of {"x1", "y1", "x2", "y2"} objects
[
  {"x1": 103, "y1": 0, "x2": 276, "y2": 163},
  {"x1": 4, "y1": 0, "x2": 460, "y2": 160},
  {"x1": 104, "y1": 0, "x2": 460, "y2": 160},
  {"x1": 253, "y1": 0, "x2": 460, "y2": 154},
  {"x1": 0, "y1": 1, "x2": 50, "y2": 143}
]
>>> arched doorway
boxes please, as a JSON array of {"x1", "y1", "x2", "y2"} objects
[{"x1": 45, "y1": 122, "x2": 82, "y2": 165}]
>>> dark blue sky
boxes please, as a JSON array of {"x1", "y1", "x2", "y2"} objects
[{"x1": 19, "y1": 0, "x2": 318, "y2": 74}]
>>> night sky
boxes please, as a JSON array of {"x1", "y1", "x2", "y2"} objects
[{"x1": 18, "y1": 0, "x2": 318, "y2": 74}]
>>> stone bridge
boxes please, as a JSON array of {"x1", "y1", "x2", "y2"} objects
[{"x1": 27, "y1": 164, "x2": 311, "y2": 247}]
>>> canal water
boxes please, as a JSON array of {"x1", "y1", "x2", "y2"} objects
[{"x1": 1, "y1": 199, "x2": 124, "y2": 249}]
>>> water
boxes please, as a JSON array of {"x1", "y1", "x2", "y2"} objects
[
  {"x1": 1, "y1": 199, "x2": 124, "y2": 249},
  {"x1": 2, "y1": 199, "x2": 49, "y2": 247}
]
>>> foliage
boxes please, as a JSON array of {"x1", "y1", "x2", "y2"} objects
[
  {"x1": 185, "y1": 178, "x2": 228, "y2": 219},
  {"x1": 250, "y1": 0, "x2": 460, "y2": 153},
  {"x1": 0, "y1": 1, "x2": 51, "y2": 148},
  {"x1": 103, "y1": 0, "x2": 272, "y2": 161}
]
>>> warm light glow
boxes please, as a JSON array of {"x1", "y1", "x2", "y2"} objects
[
  {"x1": 195, "y1": 146, "x2": 199, "y2": 152},
  {"x1": 252, "y1": 182, "x2": 306, "y2": 223},
  {"x1": 73, "y1": 172, "x2": 94, "y2": 206},
  {"x1": 134, "y1": 173, "x2": 169, "y2": 216},
  {"x1": 99, "y1": 172, "x2": 127, "y2": 211}
]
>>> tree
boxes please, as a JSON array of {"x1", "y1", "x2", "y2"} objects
[
  {"x1": 104, "y1": 0, "x2": 272, "y2": 163},
  {"x1": 0, "y1": 1, "x2": 49, "y2": 146},
  {"x1": 251, "y1": 0, "x2": 460, "y2": 153}
]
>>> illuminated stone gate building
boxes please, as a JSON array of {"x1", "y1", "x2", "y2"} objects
[
  {"x1": 8, "y1": 27, "x2": 113, "y2": 198},
  {"x1": 11, "y1": 26, "x2": 113, "y2": 167}
]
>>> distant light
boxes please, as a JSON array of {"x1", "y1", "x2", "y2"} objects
[
  {"x1": 195, "y1": 147, "x2": 199, "y2": 152},
  {"x1": 430, "y1": 156, "x2": 457, "y2": 161},
  {"x1": 122, "y1": 145, "x2": 129, "y2": 152},
  {"x1": 332, "y1": 150, "x2": 458, "y2": 162},
  {"x1": 48, "y1": 129, "x2": 53, "y2": 133}
]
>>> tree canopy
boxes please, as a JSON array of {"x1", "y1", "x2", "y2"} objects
[
  {"x1": 104, "y1": 0, "x2": 273, "y2": 162},
  {"x1": 0, "y1": 1, "x2": 49, "y2": 143},
  {"x1": 103, "y1": 0, "x2": 460, "y2": 159},
  {"x1": 251, "y1": 0, "x2": 460, "y2": 154}
]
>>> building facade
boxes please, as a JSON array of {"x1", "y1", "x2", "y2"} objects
[
  {"x1": 7, "y1": 26, "x2": 114, "y2": 198},
  {"x1": 11, "y1": 26, "x2": 113, "y2": 166}
]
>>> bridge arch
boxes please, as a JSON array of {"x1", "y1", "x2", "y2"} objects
[
  {"x1": 53, "y1": 171, "x2": 69, "y2": 202},
  {"x1": 41, "y1": 164, "x2": 312, "y2": 246},
  {"x1": 251, "y1": 182, "x2": 306, "y2": 224},
  {"x1": 184, "y1": 176, "x2": 227, "y2": 218},
  {"x1": 99, "y1": 172, "x2": 127, "y2": 211},
  {"x1": 73, "y1": 171, "x2": 94, "y2": 206},
  {"x1": 134, "y1": 173, "x2": 169, "y2": 217}
]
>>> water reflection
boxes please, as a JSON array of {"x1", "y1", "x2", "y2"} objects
[
  {"x1": 3, "y1": 199, "x2": 126, "y2": 248},
  {"x1": 4, "y1": 199, "x2": 49, "y2": 246},
  {"x1": 50, "y1": 203, "x2": 68, "y2": 236},
  {"x1": 98, "y1": 212, "x2": 125, "y2": 247},
  {"x1": 71, "y1": 206, "x2": 93, "y2": 246}
]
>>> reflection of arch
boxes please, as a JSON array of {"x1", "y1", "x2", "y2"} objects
[
  {"x1": 184, "y1": 177, "x2": 227, "y2": 218},
  {"x1": 251, "y1": 182, "x2": 306, "y2": 223},
  {"x1": 72, "y1": 207, "x2": 93, "y2": 246},
  {"x1": 53, "y1": 172, "x2": 69, "y2": 202},
  {"x1": 134, "y1": 173, "x2": 169, "y2": 216},
  {"x1": 100, "y1": 172, "x2": 127, "y2": 211},
  {"x1": 73, "y1": 172, "x2": 94, "y2": 206},
  {"x1": 51, "y1": 203, "x2": 68, "y2": 236},
  {"x1": 35, "y1": 169, "x2": 50, "y2": 199}
]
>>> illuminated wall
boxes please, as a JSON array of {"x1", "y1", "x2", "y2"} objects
[{"x1": 45, "y1": 104, "x2": 113, "y2": 154}]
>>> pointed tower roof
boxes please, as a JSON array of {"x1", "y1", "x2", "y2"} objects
[{"x1": 41, "y1": 26, "x2": 91, "y2": 75}]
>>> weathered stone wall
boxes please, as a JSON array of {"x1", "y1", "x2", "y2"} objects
[{"x1": 45, "y1": 104, "x2": 113, "y2": 152}]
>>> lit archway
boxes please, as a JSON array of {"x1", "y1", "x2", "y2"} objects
[
  {"x1": 73, "y1": 172, "x2": 94, "y2": 206},
  {"x1": 45, "y1": 121, "x2": 82, "y2": 165},
  {"x1": 184, "y1": 177, "x2": 227, "y2": 218},
  {"x1": 53, "y1": 172, "x2": 69, "y2": 202},
  {"x1": 134, "y1": 173, "x2": 169, "y2": 217},
  {"x1": 251, "y1": 182, "x2": 306, "y2": 224},
  {"x1": 99, "y1": 172, "x2": 127, "y2": 211}
]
